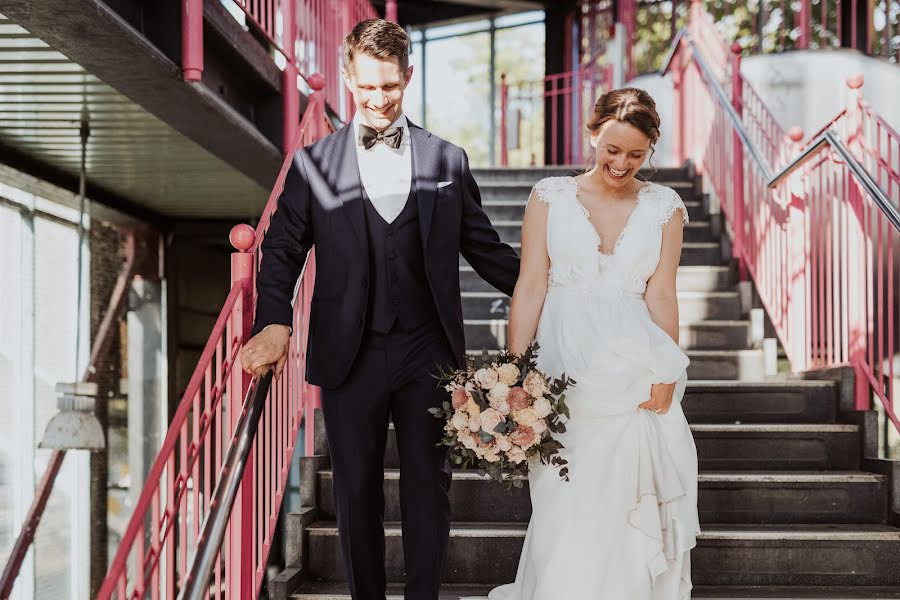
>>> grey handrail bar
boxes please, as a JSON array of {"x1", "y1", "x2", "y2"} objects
[
  {"x1": 177, "y1": 370, "x2": 274, "y2": 600},
  {"x1": 659, "y1": 29, "x2": 899, "y2": 232}
]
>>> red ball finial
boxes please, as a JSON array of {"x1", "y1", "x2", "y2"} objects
[
  {"x1": 788, "y1": 126, "x2": 804, "y2": 143},
  {"x1": 731, "y1": 42, "x2": 742, "y2": 55},
  {"x1": 845, "y1": 74, "x2": 864, "y2": 89},
  {"x1": 307, "y1": 73, "x2": 326, "y2": 91},
  {"x1": 229, "y1": 224, "x2": 256, "y2": 252}
]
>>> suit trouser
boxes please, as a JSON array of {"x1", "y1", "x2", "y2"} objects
[{"x1": 320, "y1": 321, "x2": 454, "y2": 600}]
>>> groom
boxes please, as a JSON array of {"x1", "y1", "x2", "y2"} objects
[{"x1": 241, "y1": 18, "x2": 520, "y2": 600}]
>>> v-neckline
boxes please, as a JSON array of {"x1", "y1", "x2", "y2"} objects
[{"x1": 570, "y1": 176, "x2": 650, "y2": 258}]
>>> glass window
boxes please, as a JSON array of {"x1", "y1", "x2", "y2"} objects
[
  {"x1": 404, "y1": 40, "x2": 424, "y2": 125},
  {"x1": 495, "y1": 22, "x2": 546, "y2": 166},
  {"x1": 495, "y1": 10, "x2": 545, "y2": 29},
  {"x1": 426, "y1": 19, "x2": 490, "y2": 40},
  {"x1": 425, "y1": 32, "x2": 491, "y2": 166}
]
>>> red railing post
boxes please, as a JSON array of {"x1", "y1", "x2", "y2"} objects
[
  {"x1": 786, "y1": 126, "x2": 809, "y2": 371},
  {"x1": 385, "y1": 0, "x2": 398, "y2": 22},
  {"x1": 500, "y1": 73, "x2": 509, "y2": 167},
  {"x1": 181, "y1": 0, "x2": 203, "y2": 82},
  {"x1": 672, "y1": 53, "x2": 685, "y2": 166},
  {"x1": 283, "y1": 0, "x2": 299, "y2": 153},
  {"x1": 730, "y1": 42, "x2": 747, "y2": 280},
  {"x1": 798, "y1": 0, "x2": 811, "y2": 49},
  {"x1": 843, "y1": 74, "x2": 870, "y2": 411},
  {"x1": 228, "y1": 224, "x2": 256, "y2": 599}
]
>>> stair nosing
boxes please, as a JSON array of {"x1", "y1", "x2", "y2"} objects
[
  {"x1": 306, "y1": 522, "x2": 900, "y2": 541},
  {"x1": 690, "y1": 423, "x2": 857, "y2": 433}
]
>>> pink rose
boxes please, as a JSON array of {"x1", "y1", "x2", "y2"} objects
[
  {"x1": 510, "y1": 425, "x2": 536, "y2": 449},
  {"x1": 507, "y1": 386, "x2": 530, "y2": 411},
  {"x1": 480, "y1": 408, "x2": 505, "y2": 435},
  {"x1": 460, "y1": 431, "x2": 478, "y2": 450},
  {"x1": 451, "y1": 387, "x2": 469, "y2": 409},
  {"x1": 474, "y1": 367, "x2": 499, "y2": 390},
  {"x1": 523, "y1": 371, "x2": 548, "y2": 398}
]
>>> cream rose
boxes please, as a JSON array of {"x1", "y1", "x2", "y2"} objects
[
  {"x1": 460, "y1": 431, "x2": 478, "y2": 450},
  {"x1": 496, "y1": 434, "x2": 512, "y2": 452},
  {"x1": 497, "y1": 362, "x2": 520, "y2": 386},
  {"x1": 514, "y1": 407, "x2": 539, "y2": 427},
  {"x1": 468, "y1": 418, "x2": 481, "y2": 433},
  {"x1": 495, "y1": 399, "x2": 511, "y2": 416},
  {"x1": 533, "y1": 396, "x2": 553, "y2": 419},
  {"x1": 532, "y1": 420, "x2": 548, "y2": 436},
  {"x1": 483, "y1": 447, "x2": 501, "y2": 462},
  {"x1": 508, "y1": 447, "x2": 527, "y2": 464},
  {"x1": 488, "y1": 382, "x2": 511, "y2": 405},
  {"x1": 466, "y1": 398, "x2": 481, "y2": 418},
  {"x1": 480, "y1": 408, "x2": 505, "y2": 435},
  {"x1": 523, "y1": 371, "x2": 548, "y2": 398},
  {"x1": 474, "y1": 367, "x2": 499, "y2": 390},
  {"x1": 451, "y1": 411, "x2": 468, "y2": 431}
]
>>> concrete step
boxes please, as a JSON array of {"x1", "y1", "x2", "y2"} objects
[
  {"x1": 460, "y1": 290, "x2": 740, "y2": 322},
  {"x1": 290, "y1": 582, "x2": 900, "y2": 599},
  {"x1": 303, "y1": 522, "x2": 900, "y2": 586},
  {"x1": 458, "y1": 264, "x2": 736, "y2": 293},
  {"x1": 315, "y1": 470, "x2": 886, "y2": 525},
  {"x1": 481, "y1": 194, "x2": 706, "y2": 222},
  {"x1": 682, "y1": 381, "x2": 838, "y2": 424},
  {"x1": 462, "y1": 348, "x2": 765, "y2": 380},
  {"x1": 492, "y1": 219, "x2": 715, "y2": 244},
  {"x1": 471, "y1": 166, "x2": 692, "y2": 186},
  {"x1": 375, "y1": 422, "x2": 856, "y2": 471},
  {"x1": 692, "y1": 424, "x2": 861, "y2": 471},
  {"x1": 464, "y1": 319, "x2": 751, "y2": 351}
]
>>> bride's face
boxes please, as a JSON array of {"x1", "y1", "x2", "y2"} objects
[{"x1": 589, "y1": 120, "x2": 651, "y2": 189}]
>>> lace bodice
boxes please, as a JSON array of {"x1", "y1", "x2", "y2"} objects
[{"x1": 530, "y1": 176, "x2": 688, "y2": 295}]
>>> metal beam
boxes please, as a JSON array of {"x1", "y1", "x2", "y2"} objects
[{"x1": 0, "y1": 0, "x2": 282, "y2": 188}]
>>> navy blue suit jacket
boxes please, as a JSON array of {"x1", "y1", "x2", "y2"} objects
[{"x1": 252, "y1": 120, "x2": 521, "y2": 389}]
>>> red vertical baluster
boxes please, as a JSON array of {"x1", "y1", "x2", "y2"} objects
[
  {"x1": 730, "y1": 43, "x2": 747, "y2": 280},
  {"x1": 500, "y1": 74, "x2": 509, "y2": 167},
  {"x1": 182, "y1": 0, "x2": 203, "y2": 81}
]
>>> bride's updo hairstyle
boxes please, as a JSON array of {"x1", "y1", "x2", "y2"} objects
[{"x1": 586, "y1": 87, "x2": 661, "y2": 170}]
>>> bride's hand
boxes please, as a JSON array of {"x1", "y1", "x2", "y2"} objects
[{"x1": 639, "y1": 382, "x2": 677, "y2": 415}]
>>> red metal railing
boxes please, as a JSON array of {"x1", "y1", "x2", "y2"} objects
[
  {"x1": 96, "y1": 81, "x2": 334, "y2": 600},
  {"x1": 182, "y1": 0, "x2": 377, "y2": 149},
  {"x1": 499, "y1": 64, "x2": 613, "y2": 167},
  {"x1": 666, "y1": 0, "x2": 900, "y2": 433}
]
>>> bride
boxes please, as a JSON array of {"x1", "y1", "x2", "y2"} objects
[{"x1": 489, "y1": 88, "x2": 701, "y2": 600}]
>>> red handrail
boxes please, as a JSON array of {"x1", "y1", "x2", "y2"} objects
[
  {"x1": 97, "y1": 81, "x2": 335, "y2": 600},
  {"x1": 499, "y1": 64, "x2": 613, "y2": 167},
  {"x1": 666, "y1": 0, "x2": 900, "y2": 434}
]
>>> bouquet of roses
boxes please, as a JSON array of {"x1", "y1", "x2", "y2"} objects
[{"x1": 429, "y1": 343, "x2": 574, "y2": 486}]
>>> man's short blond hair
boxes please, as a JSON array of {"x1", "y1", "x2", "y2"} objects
[{"x1": 342, "y1": 19, "x2": 410, "y2": 73}]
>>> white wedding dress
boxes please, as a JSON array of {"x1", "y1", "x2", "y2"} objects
[{"x1": 489, "y1": 176, "x2": 701, "y2": 600}]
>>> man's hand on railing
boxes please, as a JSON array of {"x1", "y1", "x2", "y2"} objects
[{"x1": 241, "y1": 324, "x2": 291, "y2": 378}]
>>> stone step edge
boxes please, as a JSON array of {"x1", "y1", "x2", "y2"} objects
[
  {"x1": 381, "y1": 423, "x2": 857, "y2": 434},
  {"x1": 461, "y1": 290, "x2": 738, "y2": 299},
  {"x1": 304, "y1": 522, "x2": 900, "y2": 542},
  {"x1": 316, "y1": 470, "x2": 884, "y2": 484}
]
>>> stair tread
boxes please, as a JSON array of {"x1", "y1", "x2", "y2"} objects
[
  {"x1": 318, "y1": 469, "x2": 884, "y2": 483},
  {"x1": 306, "y1": 521, "x2": 900, "y2": 541},
  {"x1": 291, "y1": 583, "x2": 900, "y2": 599},
  {"x1": 691, "y1": 423, "x2": 857, "y2": 433},
  {"x1": 460, "y1": 290, "x2": 738, "y2": 298},
  {"x1": 464, "y1": 318, "x2": 750, "y2": 326}
]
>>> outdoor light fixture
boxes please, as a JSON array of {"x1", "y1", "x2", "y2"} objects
[{"x1": 39, "y1": 382, "x2": 106, "y2": 451}]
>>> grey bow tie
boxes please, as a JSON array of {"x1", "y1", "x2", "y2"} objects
[{"x1": 359, "y1": 124, "x2": 403, "y2": 150}]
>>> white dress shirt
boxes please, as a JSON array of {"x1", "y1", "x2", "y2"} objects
[{"x1": 353, "y1": 111, "x2": 413, "y2": 224}]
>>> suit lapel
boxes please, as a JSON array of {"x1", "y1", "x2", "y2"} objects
[
  {"x1": 332, "y1": 123, "x2": 367, "y2": 248},
  {"x1": 409, "y1": 122, "x2": 440, "y2": 250}
]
